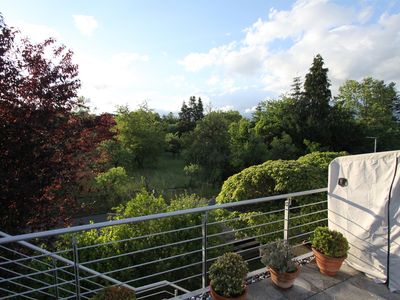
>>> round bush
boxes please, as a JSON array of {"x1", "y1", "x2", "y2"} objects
[
  {"x1": 209, "y1": 252, "x2": 249, "y2": 298},
  {"x1": 311, "y1": 226, "x2": 349, "y2": 258}
]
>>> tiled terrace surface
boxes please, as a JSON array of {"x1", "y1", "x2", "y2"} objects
[{"x1": 248, "y1": 262, "x2": 400, "y2": 300}]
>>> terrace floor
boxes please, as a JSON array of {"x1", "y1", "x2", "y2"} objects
[{"x1": 248, "y1": 261, "x2": 400, "y2": 300}]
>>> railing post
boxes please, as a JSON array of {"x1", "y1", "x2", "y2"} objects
[
  {"x1": 202, "y1": 211, "x2": 208, "y2": 289},
  {"x1": 72, "y1": 236, "x2": 81, "y2": 300},
  {"x1": 284, "y1": 198, "x2": 292, "y2": 243},
  {"x1": 52, "y1": 257, "x2": 59, "y2": 299}
]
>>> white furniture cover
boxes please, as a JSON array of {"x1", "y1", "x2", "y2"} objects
[{"x1": 328, "y1": 151, "x2": 400, "y2": 292}]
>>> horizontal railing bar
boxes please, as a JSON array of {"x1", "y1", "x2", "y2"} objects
[
  {"x1": 172, "y1": 272, "x2": 202, "y2": 284},
  {"x1": 289, "y1": 218, "x2": 328, "y2": 230},
  {"x1": 137, "y1": 289, "x2": 175, "y2": 300},
  {"x1": 288, "y1": 230, "x2": 315, "y2": 240},
  {"x1": 124, "y1": 261, "x2": 202, "y2": 284},
  {"x1": 207, "y1": 218, "x2": 284, "y2": 239},
  {"x1": 81, "y1": 236, "x2": 203, "y2": 266},
  {"x1": 0, "y1": 188, "x2": 327, "y2": 244},
  {"x1": 0, "y1": 248, "x2": 72, "y2": 267},
  {"x1": 0, "y1": 231, "x2": 136, "y2": 292},
  {"x1": 207, "y1": 228, "x2": 284, "y2": 251},
  {"x1": 135, "y1": 280, "x2": 190, "y2": 294},
  {"x1": 0, "y1": 287, "x2": 37, "y2": 300},
  {"x1": 207, "y1": 208, "x2": 285, "y2": 226},
  {"x1": 289, "y1": 200, "x2": 327, "y2": 210},
  {"x1": 101, "y1": 249, "x2": 203, "y2": 276},
  {"x1": 77, "y1": 224, "x2": 203, "y2": 250},
  {"x1": 0, "y1": 274, "x2": 55, "y2": 299},
  {"x1": 289, "y1": 209, "x2": 327, "y2": 221}
]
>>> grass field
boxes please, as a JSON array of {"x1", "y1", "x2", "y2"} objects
[{"x1": 130, "y1": 153, "x2": 220, "y2": 201}]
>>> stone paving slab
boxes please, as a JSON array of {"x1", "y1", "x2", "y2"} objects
[{"x1": 248, "y1": 262, "x2": 400, "y2": 300}]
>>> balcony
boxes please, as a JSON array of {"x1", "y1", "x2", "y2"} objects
[{"x1": 0, "y1": 188, "x2": 398, "y2": 299}]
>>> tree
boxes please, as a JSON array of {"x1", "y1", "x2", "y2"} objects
[
  {"x1": 177, "y1": 96, "x2": 204, "y2": 134},
  {"x1": 114, "y1": 106, "x2": 165, "y2": 168},
  {"x1": 184, "y1": 111, "x2": 232, "y2": 183},
  {"x1": 335, "y1": 77, "x2": 400, "y2": 151},
  {"x1": 297, "y1": 54, "x2": 332, "y2": 146},
  {"x1": 0, "y1": 16, "x2": 85, "y2": 233},
  {"x1": 228, "y1": 118, "x2": 268, "y2": 170}
]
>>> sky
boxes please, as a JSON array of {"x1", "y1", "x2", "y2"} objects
[{"x1": 1, "y1": 0, "x2": 400, "y2": 115}]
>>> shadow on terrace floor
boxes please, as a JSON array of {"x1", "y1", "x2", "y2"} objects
[{"x1": 248, "y1": 261, "x2": 400, "y2": 300}]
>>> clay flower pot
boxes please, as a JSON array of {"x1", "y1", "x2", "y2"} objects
[
  {"x1": 312, "y1": 247, "x2": 346, "y2": 276},
  {"x1": 269, "y1": 264, "x2": 300, "y2": 289},
  {"x1": 209, "y1": 285, "x2": 247, "y2": 300}
]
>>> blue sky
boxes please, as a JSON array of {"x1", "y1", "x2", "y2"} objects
[{"x1": 1, "y1": 0, "x2": 400, "y2": 114}]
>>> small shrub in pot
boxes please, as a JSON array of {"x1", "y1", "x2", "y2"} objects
[
  {"x1": 311, "y1": 226, "x2": 349, "y2": 276},
  {"x1": 260, "y1": 240, "x2": 300, "y2": 289},
  {"x1": 209, "y1": 252, "x2": 249, "y2": 300}
]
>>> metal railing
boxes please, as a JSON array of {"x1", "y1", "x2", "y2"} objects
[{"x1": 0, "y1": 187, "x2": 327, "y2": 299}]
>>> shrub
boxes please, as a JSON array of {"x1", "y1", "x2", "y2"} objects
[
  {"x1": 209, "y1": 252, "x2": 249, "y2": 298},
  {"x1": 91, "y1": 286, "x2": 135, "y2": 300},
  {"x1": 311, "y1": 226, "x2": 349, "y2": 258},
  {"x1": 260, "y1": 240, "x2": 297, "y2": 273}
]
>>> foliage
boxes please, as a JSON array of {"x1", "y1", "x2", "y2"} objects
[
  {"x1": 90, "y1": 286, "x2": 135, "y2": 300},
  {"x1": 0, "y1": 16, "x2": 85, "y2": 232},
  {"x1": 178, "y1": 96, "x2": 204, "y2": 134},
  {"x1": 94, "y1": 167, "x2": 136, "y2": 210},
  {"x1": 311, "y1": 226, "x2": 349, "y2": 258},
  {"x1": 114, "y1": 105, "x2": 165, "y2": 168},
  {"x1": 335, "y1": 77, "x2": 400, "y2": 151},
  {"x1": 297, "y1": 151, "x2": 348, "y2": 170},
  {"x1": 209, "y1": 252, "x2": 249, "y2": 298},
  {"x1": 57, "y1": 190, "x2": 227, "y2": 290},
  {"x1": 228, "y1": 118, "x2": 268, "y2": 170},
  {"x1": 183, "y1": 163, "x2": 201, "y2": 187},
  {"x1": 184, "y1": 111, "x2": 232, "y2": 183},
  {"x1": 165, "y1": 132, "x2": 182, "y2": 156},
  {"x1": 260, "y1": 240, "x2": 297, "y2": 273},
  {"x1": 266, "y1": 132, "x2": 300, "y2": 160},
  {"x1": 216, "y1": 159, "x2": 323, "y2": 205}
]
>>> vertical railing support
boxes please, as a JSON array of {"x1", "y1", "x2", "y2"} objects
[
  {"x1": 52, "y1": 257, "x2": 59, "y2": 299},
  {"x1": 202, "y1": 211, "x2": 208, "y2": 289},
  {"x1": 72, "y1": 236, "x2": 81, "y2": 300},
  {"x1": 284, "y1": 198, "x2": 292, "y2": 243}
]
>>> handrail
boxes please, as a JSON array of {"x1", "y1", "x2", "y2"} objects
[
  {"x1": 0, "y1": 187, "x2": 327, "y2": 244},
  {"x1": 0, "y1": 231, "x2": 136, "y2": 292}
]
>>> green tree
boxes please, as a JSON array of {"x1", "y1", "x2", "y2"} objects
[
  {"x1": 335, "y1": 77, "x2": 400, "y2": 151},
  {"x1": 178, "y1": 96, "x2": 204, "y2": 134},
  {"x1": 114, "y1": 106, "x2": 165, "y2": 168},
  {"x1": 296, "y1": 54, "x2": 332, "y2": 147},
  {"x1": 185, "y1": 111, "x2": 238, "y2": 183},
  {"x1": 228, "y1": 118, "x2": 268, "y2": 171}
]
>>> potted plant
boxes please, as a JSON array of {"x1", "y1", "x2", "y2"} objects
[
  {"x1": 91, "y1": 286, "x2": 136, "y2": 300},
  {"x1": 311, "y1": 226, "x2": 349, "y2": 276},
  {"x1": 260, "y1": 240, "x2": 300, "y2": 289},
  {"x1": 209, "y1": 252, "x2": 249, "y2": 300}
]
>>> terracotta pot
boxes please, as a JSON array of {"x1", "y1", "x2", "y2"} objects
[
  {"x1": 269, "y1": 264, "x2": 300, "y2": 289},
  {"x1": 312, "y1": 247, "x2": 346, "y2": 276},
  {"x1": 209, "y1": 285, "x2": 247, "y2": 300}
]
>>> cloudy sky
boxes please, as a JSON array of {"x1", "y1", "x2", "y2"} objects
[{"x1": 1, "y1": 0, "x2": 399, "y2": 114}]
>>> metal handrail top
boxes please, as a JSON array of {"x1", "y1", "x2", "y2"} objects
[{"x1": 0, "y1": 187, "x2": 327, "y2": 245}]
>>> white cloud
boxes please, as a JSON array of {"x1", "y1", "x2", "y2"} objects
[
  {"x1": 180, "y1": 0, "x2": 400, "y2": 97},
  {"x1": 14, "y1": 21, "x2": 61, "y2": 42},
  {"x1": 218, "y1": 105, "x2": 235, "y2": 112},
  {"x1": 73, "y1": 15, "x2": 98, "y2": 36},
  {"x1": 245, "y1": 106, "x2": 258, "y2": 113}
]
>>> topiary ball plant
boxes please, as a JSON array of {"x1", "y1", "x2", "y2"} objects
[
  {"x1": 260, "y1": 240, "x2": 297, "y2": 273},
  {"x1": 311, "y1": 226, "x2": 349, "y2": 258},
  {"x1": 91, "y1": 286, "x2": 136, "y2": 300},
  {"x1": 209, "y1": 252, "x2": 249, "y2": 298}
]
